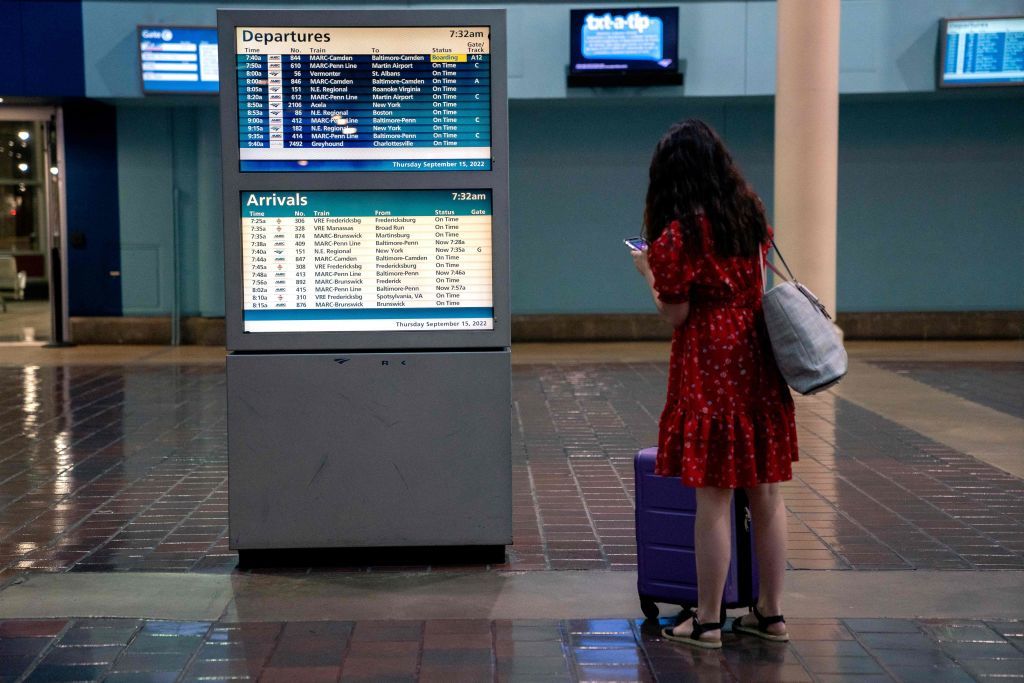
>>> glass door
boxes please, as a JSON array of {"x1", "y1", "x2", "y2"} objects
[{"x1": 0, "y1": 108, "x2": 63, "y2": 343}]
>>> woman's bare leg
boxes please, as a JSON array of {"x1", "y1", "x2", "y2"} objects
[
  {"x1": 671, "y1": 486, "x2": 733, "y2": 641},
  {"x1": 742, "y1": 482, "x2": 788, "y2": 635}
]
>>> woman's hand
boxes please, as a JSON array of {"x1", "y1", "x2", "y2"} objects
[
  {"x1": 633, "y1": 245, "x2": 690, "y2": 328},
  {"x1": 632, "y1": 248, "x2": 652, "y2": 281}
]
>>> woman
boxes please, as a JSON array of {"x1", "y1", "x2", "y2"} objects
[{"x1": 632, "y1": 119, "x2": 798, "y2": 649}]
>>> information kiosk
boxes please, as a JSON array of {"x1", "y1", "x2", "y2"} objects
[{"x1": 217, "y1": 9, "x2": 510, "y2": 557}]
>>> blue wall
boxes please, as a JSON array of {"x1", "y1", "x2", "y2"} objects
[
  {"x1": 93, "y1": 0, "x2": 1024, "y2": 317},
  {"x1": 508, "y1": 98, "x2": 775, "y2": 313},
  {"x1": 507, "y1": 94, "x2": 1023, "y2": 314},
  {"x1": 65, "y1": 102, "x2": 122, "y2": 316},
  {"x1": 837, "y1": 95, "x2": 1024, "y2": 312},
  {"x1": 116, "y1": 106, "x2": 223, "y2": 316},
  {"x1": 0, "y1": 0, "x2": 85, "y2": 97},
  {"x1": 111, "y1": 93, "x2": 1023, "y2": 316}
]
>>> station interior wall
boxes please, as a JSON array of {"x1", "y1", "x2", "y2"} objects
[
  {"x1": 76, "y1": 0, "x2": 1024, "y2": 317},
  {"x1": 112, "y1": 96, "x2": 1024, "y2": 317}
]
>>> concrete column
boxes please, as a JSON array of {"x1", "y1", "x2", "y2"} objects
[{"x1": 773, "y1": 0, "x2": 841, "y2": 315}]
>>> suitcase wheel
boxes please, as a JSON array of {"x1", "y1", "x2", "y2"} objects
[{"x1": 639, "y1": 597, "x2": 660, "y2": 620}]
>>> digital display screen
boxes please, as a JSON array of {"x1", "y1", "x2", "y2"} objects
[
  {"x1": 940, "y1": 17, "x2": 1024, "y2": 87},
  {"x1": 241, "y1": 190, "x2": 493, "y2": 332},
  {"x1": 139, "y1": 26, "x2": 219, "y2": 94},
  {"x1": 235, "y1": 27, "x2": 491, "y2": 172},
  {"x1": 568, "y1": 7, "x2": 681, "y2": 86}
]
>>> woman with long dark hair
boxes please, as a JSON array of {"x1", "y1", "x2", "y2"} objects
[{"x1": 632, "y1": 119, "x2": 798, "y2": 648}]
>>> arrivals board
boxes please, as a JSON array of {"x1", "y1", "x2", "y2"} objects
[
  {"x1": 241, "y1": 190, "x2": 493, "y2": 332},
  {"x1": 940, "y1": 17, "x2": 1024, "y2": 87},
  {"x1": 235, "y1": 26, "x2": 491, "y2": 171}
]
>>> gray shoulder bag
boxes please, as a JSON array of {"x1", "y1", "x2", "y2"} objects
[{"x1": 761, "y1": 241, "x2": 848, "y2": 395}]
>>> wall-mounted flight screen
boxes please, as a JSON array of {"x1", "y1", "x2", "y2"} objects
[
  {"x1": 241, "y1": 190, "x2": 493, "y2": 332},
  {"x1": 235, "y1": 27, "x2": 491, "y2": 171},
  {"x1": 140, "y1": 26, "x2": 220, "y2": 94},
  {"x1": 568, "y1": 7, "x2": 682, "y2": 87},
  {"x1": 940, "y1": 17, "x2": 1024, "y2": 87}
]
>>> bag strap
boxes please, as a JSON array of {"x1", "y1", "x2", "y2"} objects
[
  {"x1": 765, "y1": 258, "x2": 787, "y2": 282},
  {"x1": 769, "y1": 238, "x2": 796, "y2": 281},
  {"x1": 760, "y1": 245, "x2": 769, "y2": 293},
  {"x1": 761, "y1": 238, "x2": 791, "y2": 293}
]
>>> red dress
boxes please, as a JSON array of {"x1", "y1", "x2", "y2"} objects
[{"x1": 648, "y1": 214, "x2": 798, "y2": 488}]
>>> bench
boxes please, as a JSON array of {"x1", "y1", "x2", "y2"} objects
[{"x1": 0, "y1": 255, "x2": 28, "y2": 312}]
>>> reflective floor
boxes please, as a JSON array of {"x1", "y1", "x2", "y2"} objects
[
  {"x1": 0, "y1": 350, "x2": 1021, "y2": 575},
  {"x1": 0, "y1": 341, "x2": 1021, "y2": 681},
  {"x1": 0, "y1": 616, "x2": 1022, "y2": 682},
  {"x1": 870, "y1": 360, "x2": 1024, "y2": 420}
]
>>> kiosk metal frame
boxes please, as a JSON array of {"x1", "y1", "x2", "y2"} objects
[{"x1": 218, "y1": 9, "x2": 511, "y2": 556}]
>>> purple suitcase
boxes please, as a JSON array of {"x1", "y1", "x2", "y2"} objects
[{"x1": 635, "y1": 447, "x2": 759, "y2": 620}]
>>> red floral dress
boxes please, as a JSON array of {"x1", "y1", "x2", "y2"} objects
[{"x1": 648, "y1": 213, "x2": 798, "y2": 488}]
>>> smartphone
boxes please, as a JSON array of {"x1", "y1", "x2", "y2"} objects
[{"x1": 623, "y1": 236, "x2": 648, "y2": 252}]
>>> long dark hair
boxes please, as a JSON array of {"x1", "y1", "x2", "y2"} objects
[{"x1": 643, "y1": 119, "x2": 768, "y2": 258}]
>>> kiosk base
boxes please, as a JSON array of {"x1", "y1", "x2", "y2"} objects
[
  {"x1": 236, "y1": 544, "x2": 506, "y2": 569},
  {"x1": 227, "y1": 350, "x2": 512, "y2": 550}
]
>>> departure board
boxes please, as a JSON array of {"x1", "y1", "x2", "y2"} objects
[
  {"x1": 241, "y1": 190, "x2": 493, "y2": 332},
  {"x1": 941, "y1": 17, "x2": 1024, "y2": 87},
  {"x1": 235, "y1": 27, "x2": 491, "y2": 171}
]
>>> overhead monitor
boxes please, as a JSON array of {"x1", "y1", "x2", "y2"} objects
[
  {"x1": 568, "y1": 7, "x2": 682, "y2": 87},
  {"x1": 241, "y1": 189, "x2": 493, "y2": 332},
  {"x1": 939, "y1": 16, "x2": 1024, "y2": 87},
  {"x1": 235, "y1": 26, "x2": 491, "y2": 171},
  {"x1": 139, "y1": 26, "x2": 220, "y2": 94}
]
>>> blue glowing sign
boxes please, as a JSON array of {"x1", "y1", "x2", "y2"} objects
[
  {"x1": 581, "y1": 11, "x2": 665, "y2": 63},
  {"x1": 568, "y1": 7, "x2": 680, "y2": 86},
  {"x1": 139, "y1": 26, "x2": 220, "y2": 94}
]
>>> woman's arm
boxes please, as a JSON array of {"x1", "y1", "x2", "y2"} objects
[{"x1": 632, "y1": 249, "x2": 690, "y2": 328}]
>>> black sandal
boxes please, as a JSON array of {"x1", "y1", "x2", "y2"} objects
[
  {"x1": 661, "y1": 612, "x2": 723, "y2": 649},
  {"x1": 731, "y1": 606, "x2": 789, "y2": 642}
]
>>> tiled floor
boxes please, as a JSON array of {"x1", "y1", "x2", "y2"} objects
[
  {"x1": 870, "y1": 361, "x2": 1024, "y2": 420},
  {"x1": 0, "y1": 342, "x2": 1022, "y2": 682},
  {"x1": 0, "y1": 360, "x2": 1021, "y2": 575},
  {"x1": 0, "y1": 615, "x2": 1021, "y2": 682}
]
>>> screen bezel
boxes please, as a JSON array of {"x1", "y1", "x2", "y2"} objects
[
  {"x1": 137, "y1": 25, "x2": 220, "y2": 96},
  {"x1": 218, "y1": 9, "x2": 510, "y2": 352},
  {"x1": 938, "y1": 15, "x2": 1024, "y2": 89},
  {"x1": 567, "y1": 7, "x2": 682, "y2": 87}
]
